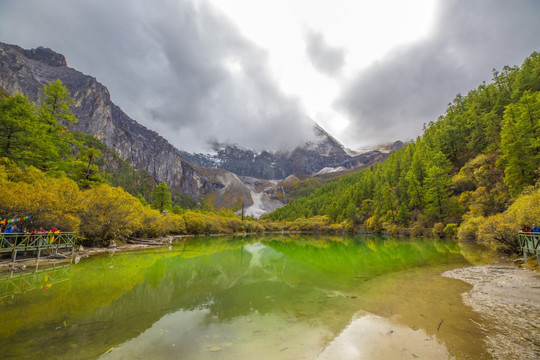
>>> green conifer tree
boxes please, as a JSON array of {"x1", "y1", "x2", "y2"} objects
[{"x1": 152, "y1": 182, "x2": 172, "y2": 213}]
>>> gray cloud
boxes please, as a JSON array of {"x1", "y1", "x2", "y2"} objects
[
  {"x1": 0, "y1": 0, "x2": 315, "y2": 152},
  {"x1": 304, "y1": 29, "x2": 346, "y2": 76},
  {"x1": 337, "y1": 0, "x2": 540, "y2": 148},
  {"x1": 1, "y1": 0, "x2": 539, "y2": 153}
]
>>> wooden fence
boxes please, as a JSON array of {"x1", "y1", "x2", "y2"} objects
[{"x1": 518, "y1": 232, "x2": 540, "y2": 263}]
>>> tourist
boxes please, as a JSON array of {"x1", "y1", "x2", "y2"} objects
[
  {"x1": 2, "y1": 225, "x2": 14, "y2": 247},
  {"x1": 29, "y1": 229, "x2": 36, "y2": 245},
  {"x1": 48, "y1": 227, "x2": 60, "y2": 244},
  {"x1": 11, "y1": 224, "x2": 21, "y2": 245},
  {"x1": 38, "y1": 227, "x2": 46, "y2": 246},
  {"x1": 531, "y1": 224, "x2": 540, "y2": 233},
  {"x1": 521, "y1": 225, "x2": 531, "y2": 233}
]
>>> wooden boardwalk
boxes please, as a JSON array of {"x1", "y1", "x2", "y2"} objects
[
  {"x1": 0, "y1": 232, "x2": 76, "y2": 262},
  {"x1": 519, "y1": 232, "x2": 540, "y2": 263}
]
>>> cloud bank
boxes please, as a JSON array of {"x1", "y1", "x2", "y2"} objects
[
  {"x1": 336, "y1": 0, "x2": 540, "y2": 148},
  {"x1": 0, "y1": 0, "x2": 539, "y2": 152}
]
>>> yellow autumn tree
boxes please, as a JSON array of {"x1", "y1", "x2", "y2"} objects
[
  {"x1": 474, "y1": 187, "x2": 539, "y2": 253},
  {"x1": 78, "y1": 184, "x2": 145, "y2": 243},
  {"x1": 0, "y1": 160, "x2": 80, "y2": 231}
]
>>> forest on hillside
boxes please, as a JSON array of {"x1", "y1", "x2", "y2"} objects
[{"x1": 265, "y1": 52, "x2": 540, "y2": 253}]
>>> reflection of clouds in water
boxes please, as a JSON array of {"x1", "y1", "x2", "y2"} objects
[
  {"x1": 318, "y1": 311, "x2": 450, "y2": 360},
  {"x1": 104, "y1": 309, "x2": 450, "y2": 360},
  {"x1": 101, "y1": 308, "x2": 212, "y2": 359},
  {"x1": 102, "y1": 309, "x2": 330, "y2": 360}
]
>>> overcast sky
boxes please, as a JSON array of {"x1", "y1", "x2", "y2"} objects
[{"x1": 1, "y1": 0, "x2": 539, "y2": 153}]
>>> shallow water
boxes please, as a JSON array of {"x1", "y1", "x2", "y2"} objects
[{"x1": 0, "y1": 234, "x2": 493, "y2": 359}]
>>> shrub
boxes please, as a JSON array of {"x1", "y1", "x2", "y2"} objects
[
  {"x1": 384, "y1": 222, "x2": 400, "y2": 236},
  {"x1": 78, "y1": 184, "x2": 144, "y2": 244},
  {"x1": 432, "y1": 222, "x2": 445, "y2": 238},
  {"x1": 365, "y1": 216, "x2": 382, "y2": 233},
  {"x1": 457, "y1": 216, "x2": 484, "y2": 242},
  {"x1": 477, "y1": 213, "x2": 518, "y2": 253},
  {"x1": 443, "y1": 223, "x2": 458, "y2": 238},
  {"x1": 410, "y1": 222, "x2": 425, "y2": 237}
]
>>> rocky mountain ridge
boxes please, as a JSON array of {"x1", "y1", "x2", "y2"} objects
[{"x1": 177, "y1": 126, "x2": 393, "y2": 180}]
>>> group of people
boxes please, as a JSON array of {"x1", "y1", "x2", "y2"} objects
[
  {"x1": 1, "y1": 224, "x2": 22, "y2": 234},
  {"x1": 1, "y1": 225, "x2": 61, "y2": 247},
  {"x1": 1, "y1": 225, "x2": 60, "y2": 234},
  {"x1": 520, "y1": 224, "x2": 540, "y2": 233}
]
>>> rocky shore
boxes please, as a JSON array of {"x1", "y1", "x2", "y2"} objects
[{"x1": 443, "y1": 263, "x2": 540, "y2": 360}]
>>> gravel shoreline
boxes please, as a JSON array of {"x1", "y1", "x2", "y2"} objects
[{"x1": 443, "y1": 263, "x2": 540, "y2": 360}]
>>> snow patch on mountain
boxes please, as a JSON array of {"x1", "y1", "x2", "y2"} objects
[{"x1": 314, "y1": 166, "x2": 347, "y2": 176}]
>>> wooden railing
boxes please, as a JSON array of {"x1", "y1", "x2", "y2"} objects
[
  {"x1": 518, "y1": 232, "x2": 540, "y2": 262},
  {"x1": 0, "y1": 232, "x2": 77, "y2": 261}
]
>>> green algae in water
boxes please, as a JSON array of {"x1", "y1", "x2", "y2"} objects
[{"x1": 0, "y1": 235, "x2": 492, "y2": 359}]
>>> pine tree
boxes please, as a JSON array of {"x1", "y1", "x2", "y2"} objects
[
  {"x1": 37, "y1": 80, "x2": 79, "y2": 170},
  {"x1": 152, "y1": 182, "x2": 172, "y2": 213},
  {"x1": 38, "y1": 79, "x2": 77, "y2": 127},
  {"x1": 0, "y1": 93, "x2": 38, "y2": 161},
  {"x1": 424, "y1": 165, "x2": 452, "y2": 221},
  {"x1": 74, "y1": 147, "x2": 106, "y2": 188}
]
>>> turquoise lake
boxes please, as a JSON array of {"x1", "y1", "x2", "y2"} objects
[{"x1": 0, "y1": 234, "x2": 494, "y2": 359}]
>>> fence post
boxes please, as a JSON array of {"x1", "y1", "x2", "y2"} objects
[{"x1": 521, "y1": 234, "x2": 528, "y2": 261}]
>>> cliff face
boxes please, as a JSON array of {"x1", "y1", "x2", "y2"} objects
[{"x1": 0, "y1": 42, "x2": 223, "y2": 199}]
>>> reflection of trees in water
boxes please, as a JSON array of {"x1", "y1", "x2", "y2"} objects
[{"x1": 265, "y1": 236, "x2": 465, "y2": 283}]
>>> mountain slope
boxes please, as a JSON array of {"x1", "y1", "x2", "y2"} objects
[{"x1": 0, "y1": 42, "x2": 236, "y2": 200}]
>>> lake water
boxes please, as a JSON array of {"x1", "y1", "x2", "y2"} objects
[{"x1": 0, "y1": 234, "x2": 493, "y2": 360}]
